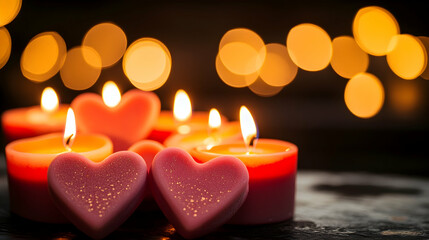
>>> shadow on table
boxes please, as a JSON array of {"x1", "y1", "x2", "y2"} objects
[{"x1": 0, "y1": 209, "x2": 311, "y2": 240}]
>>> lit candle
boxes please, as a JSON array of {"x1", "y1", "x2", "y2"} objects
[
  {"x1": 190, "y1": 106, "x2": 298, "y2": 225},
  {"x1": 1, "y1": 87, "x2": 68, "y2": 141},
  {"x1": 164, "y1": 108, "x2": 242, "y2": 151},
  {"x1": 71, "y1": 81, "x2": 160, "y2": 151},
  {"x1": 148, "y1": 90, "x2": 228, "y2": 143},
  {"x1": 5, "y1": 108, "x2": 113, "y2": 223}
]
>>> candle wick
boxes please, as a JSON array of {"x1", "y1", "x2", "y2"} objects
[
  {"x1": 65, "y1": 134, "x2": 74, "y2": 151},
  {"x1": 247, "y1": 135, "x2": 258, "y2": 154}
]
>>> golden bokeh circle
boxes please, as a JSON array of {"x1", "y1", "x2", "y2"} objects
[
  {"x1": 248, "y1": 77, "x2": 284, "y2": 97},
  {"x1": 219, "y1": 28, "x2": 266, "y2": 75},
  {"x1": 0, "y1": 27, "x2": 12, "y2": 69},
  {"x1": 82, "y1": 22, "x2": 127, "y2": 68},
  {"x1": 286, "y1": 23, "x2": 332, "y2": 71},
  {"x1": 418, "y1": 36, "x2": 429, "y2": 80},
  {"x1": 60, "y1": 46, "x2": 102, "y2": 90},
  {"x1": 21, "y1": 32, "x2": 67, "y2": 82},
  {"x1": 344, "y1": 72, "x2": 384, "y2": 118},
  {"x1": 259, "y1": 43, "x2": 298, "y2": 87},
  {"x1": 123, "y1": 38, "x2": 171, "y2": 91},
  {"x1": 215, "y1": 54, "x2": 258, "y2": 88},
  {"x1": 353, "y1": 6, "x2": 399, "y2": 56},
  {"x1": 331, "y1": 36, "x2": 369, "y2": 79},
  {"x1": 0, "y1": 0, "x2": 22, "y2": 27},
  {"x1": 386, "y1": 34, "x2": 427, "y2": 80}
]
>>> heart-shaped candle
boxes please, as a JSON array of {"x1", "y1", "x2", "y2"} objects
[
  {"x1": 48, "y1": 151, "x2": 147, "y2": 239},
  {"x1": 150, "y1": 147, "x2": 249, "y2": 239},
  {"x1": 71, "y1": 87, "x2": 160, "y2": 151}
]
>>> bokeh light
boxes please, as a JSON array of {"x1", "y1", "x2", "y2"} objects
[
  {"x1": 0, "y1": 27, "x2": 11, "y2": 69},
  {"x1": 0, "y1": 0, "x2": 22, "y2": 27},
  {"x1": 389, "y1": 81, "x2": 420, "y2": 115},
  {"x1": 21, "y1": 32, "x2": 67, "y2": 82},
  {"x1": 386, "y1": 34, "x2": 427, "y2": 80},
  {"x1": 219, "y1": 28, "x2": 266, "y2": 75},
  {"x1": 215, "y1": 54, "x2": 258, "y2": 88},
  {"x1": 331, "y1": 36, "x2": 369, "y2": 79},
  {"x1": 248, "y1": 77, "x2": 284, "y2": 97},
  {"x1": 286, "y1": 23, "x2": 332, "y2": 71},
  {"x1": 123, "y1": 38, "x2": 171, "y2": 91},
  {"x1": 419, "y1": 36, "x2": 429, "y2": 80},
  {"x1": 60, "y1": 46, "x2": 101, "y2": 90},
  {"x1": 82, "y1": 22, "x2": 127, "y2": 68},
  {"x1": 353, "y1": 6, "x2": 399, "y2": 56},
  {"x1": 344, "y1": 73, "x2": 384, "y2": 118},
  {"x1": 259, "y1": 43, "x2": 298, "y2": 87}
]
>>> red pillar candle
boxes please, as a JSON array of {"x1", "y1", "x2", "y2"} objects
[
  {"x1": 190, "y1": 106, "x2": 298, "y2": 224},
  {"x1": 71, "y1": 82, "x2": 160, "y2": 151},
  {"x1": 2, "y1": 87, "x2": 68, "y2": 141},
  {"x1": 5, "y1": 109, "x2": 113, "y2": 223}
]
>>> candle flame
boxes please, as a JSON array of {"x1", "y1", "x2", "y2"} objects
[
  {"x1": 239, "y1": 106, "x2": 257, "y2": 150},
  {"x1": 209, "y1": 108, "x2": 221, "y2": 130},
  {"x1": 173, "y1": 89, "x2": 192, "y2": 122},
  {"x1": 63, "y1": 108, "x2": 76, "y2": 150},
  {"x1": 102, "y1": 81, "x2": 121, "y2": 108},
  {"x1": 41, "y1": 87, "x2": 59, "y2": 113}
]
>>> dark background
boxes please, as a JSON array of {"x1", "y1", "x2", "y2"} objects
[{"x1": 1, "y1": 0, "x2": 428, "y2": 176}]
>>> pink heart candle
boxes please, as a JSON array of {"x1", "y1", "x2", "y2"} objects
[
  {"x1": 48, "y1": 151, "x2": 147, "y2": 239},
  {"x1": 190, "y1": 106, "x2": 298, "y2": 225},
  {"x1": 71, "y1": 85, "x2": 160, "y2": 151},
  {"x1": 150, "y1": 147, "x2": 249, "y2": 239}
]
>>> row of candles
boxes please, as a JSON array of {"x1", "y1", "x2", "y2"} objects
[{"x1": 2, "y1": 83, "x2": 298, "y2": 237}]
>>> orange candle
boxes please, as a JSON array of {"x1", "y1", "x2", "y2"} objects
[
  {"x1": 128, "y1": 140, "x2": 164, "y2": 211},
  {"x1": 71, "y1": 82, "x2": 160, "y2": 151},
  {"x1": 164, "y1": 108, "x2": 241, "y2": 151},
  {"x1": 2, "y1": 87, "x2": 68, "y2": 141},
  {"x1": 5, "y1": 108, "x2": 113, "y2": 223},
  {"x1": 148, "y1": 90, "x2": 227, "y2": 143},
  {"x1": 190, "y1": 106, "x2": 298, "y2": 225}
]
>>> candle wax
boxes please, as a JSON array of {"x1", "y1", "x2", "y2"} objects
[
  {"x1": 5, "y1": 133, "x2": 113, "y2": 223},
  {"x1": 190, "y1": 139, "x2": 298, "y2": 224},
  {"x1": 1, "y1": 105, "x2": 68, "y2": 141}
]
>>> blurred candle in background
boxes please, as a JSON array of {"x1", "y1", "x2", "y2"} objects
[
  {"x1": 1, "y1": 87, "x2": 68, "y2": 141},
  {"x1": 164, "y1": 108, "x2": 241, "y2": 151},
  {"x1": 148, "y1": 90, "x2": 228, "y2": 143}
]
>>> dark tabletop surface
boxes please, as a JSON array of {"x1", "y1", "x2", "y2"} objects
[{"x1": 0, "y1": 156, "x2": 428, "y2": 240}]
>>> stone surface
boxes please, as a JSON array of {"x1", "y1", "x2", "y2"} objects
[{"x1": 0, "y1": 154, "x2": 428, "y2": 239}]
